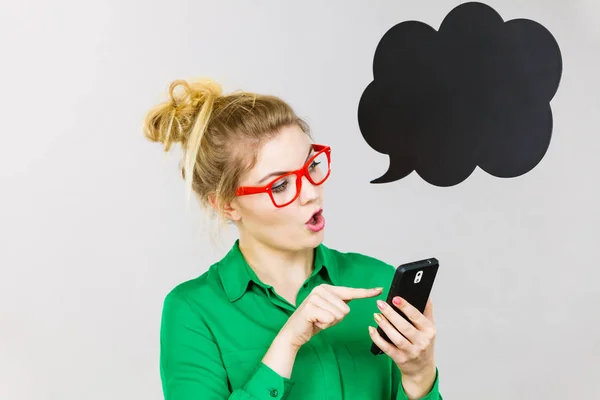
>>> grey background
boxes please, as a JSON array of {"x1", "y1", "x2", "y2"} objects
[{"x1": 1, "y1": 0, "x2": 599, "y2": 399}]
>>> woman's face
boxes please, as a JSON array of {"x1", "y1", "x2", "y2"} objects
[{"x1": 231, "y1": 125, "x2": 327, "y2": 252}]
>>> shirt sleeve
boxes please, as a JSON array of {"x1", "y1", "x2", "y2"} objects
[
  {"x1": 392, "y1": 363, "x2": 442, "y2": 400},
  {"x1": 160, "y1": 291, "x2": 295, "y2": 400}
]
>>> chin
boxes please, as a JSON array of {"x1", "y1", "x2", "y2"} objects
[{"x1": 305, "y1": 229, "x2": 325, "y2": 248}]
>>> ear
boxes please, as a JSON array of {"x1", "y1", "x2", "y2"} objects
[
  {"x1": 208, "y1": 193, "x2": 241, "y2": 221},
  {"x1": 222, "y1": 201, "x2": 241, "y2": 221}
]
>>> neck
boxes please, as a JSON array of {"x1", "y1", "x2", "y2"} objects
[{"x1": 237, "y1": 233, "x2": 315, "y2": 288}]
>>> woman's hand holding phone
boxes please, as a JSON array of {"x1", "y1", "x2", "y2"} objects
[{"x1": 369, "y1": 296, "x2": 437, "y2": 398}]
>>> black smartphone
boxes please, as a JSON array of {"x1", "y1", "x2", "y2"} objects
[{"x1": 371, "y1": 258, "x2": 439, "y2": 356}]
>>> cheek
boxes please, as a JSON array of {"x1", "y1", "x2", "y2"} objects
[
  {"x1": 240, "y1": 198, "x2": 299, "y2": 230},
  {"x1": 239, "y1": 197, "x2": 282, "y2": 224}
]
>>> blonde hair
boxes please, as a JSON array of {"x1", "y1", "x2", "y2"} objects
[{"x1": 142, "y1": 78, "x2": 311, "y2": 225}]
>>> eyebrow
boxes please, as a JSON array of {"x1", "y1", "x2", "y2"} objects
[{"x1": 257, "y1": 146, "x2": 314, "y2": 185}]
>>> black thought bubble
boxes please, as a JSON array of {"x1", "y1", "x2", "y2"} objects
[{"x1": 357, "y1": 1, "x2": 562, "y2": 186}]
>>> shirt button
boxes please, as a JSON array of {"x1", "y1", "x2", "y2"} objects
[
  {"x1": 303, "y1": 283, "x2": 308, "y2": 288},
  {"x1": 269, "y1": 388, "x2": 278, "y2": 397}
]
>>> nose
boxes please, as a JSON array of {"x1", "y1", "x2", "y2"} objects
[{"x1": 298, "y1": 175, "x2": 319, "y2": 205}]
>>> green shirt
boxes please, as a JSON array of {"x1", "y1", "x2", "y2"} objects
[{"x1": 160, "y1": 240, "x2": 442, "y2": 400}]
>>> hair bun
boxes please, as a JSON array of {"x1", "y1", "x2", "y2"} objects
[
  {"x1": 143, "y1": 78, "x2": 222, "y2": 152},
  {"x1": 169, "y1": 79, "x2": 223, "y2": 109}
]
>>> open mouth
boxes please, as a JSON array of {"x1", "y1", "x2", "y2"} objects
[
  {"x1": 306, "y1": 209, "x2": 322, "y2": 224},
  {"x1": 305, "y1": 209, "x2": 325, "y2": 232}
]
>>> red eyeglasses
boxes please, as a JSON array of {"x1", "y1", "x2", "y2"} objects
[{"x1": 235, "y1": 144, "x2": 331, "y2": 208}]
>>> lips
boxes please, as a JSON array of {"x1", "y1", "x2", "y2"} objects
[
  {"x1": 306, "y1": 209, "x2": 323, "y2": 224},
  {"x1": 305, "y1": 209, "x2": 325, "y2": 232}
]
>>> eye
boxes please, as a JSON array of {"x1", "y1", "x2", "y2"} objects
[
  {"x1": 271, "y1": 179, "x2": 289, "y2": 193},
  {"x1": 308, "y1": 160, "x2": 321, "y2": 170}
]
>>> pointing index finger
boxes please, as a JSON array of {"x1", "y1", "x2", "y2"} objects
[{"x1": 329, "y1": 286, "x2": 384, "y2": 301}]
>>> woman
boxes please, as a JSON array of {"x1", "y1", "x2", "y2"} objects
[{"x1": 143, "y1": 78, "x2": 442, "y2": 400}]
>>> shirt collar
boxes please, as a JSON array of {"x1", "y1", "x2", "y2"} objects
[{"x1": 218, "y1": 239, "x2": 339, "y2": 302}]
